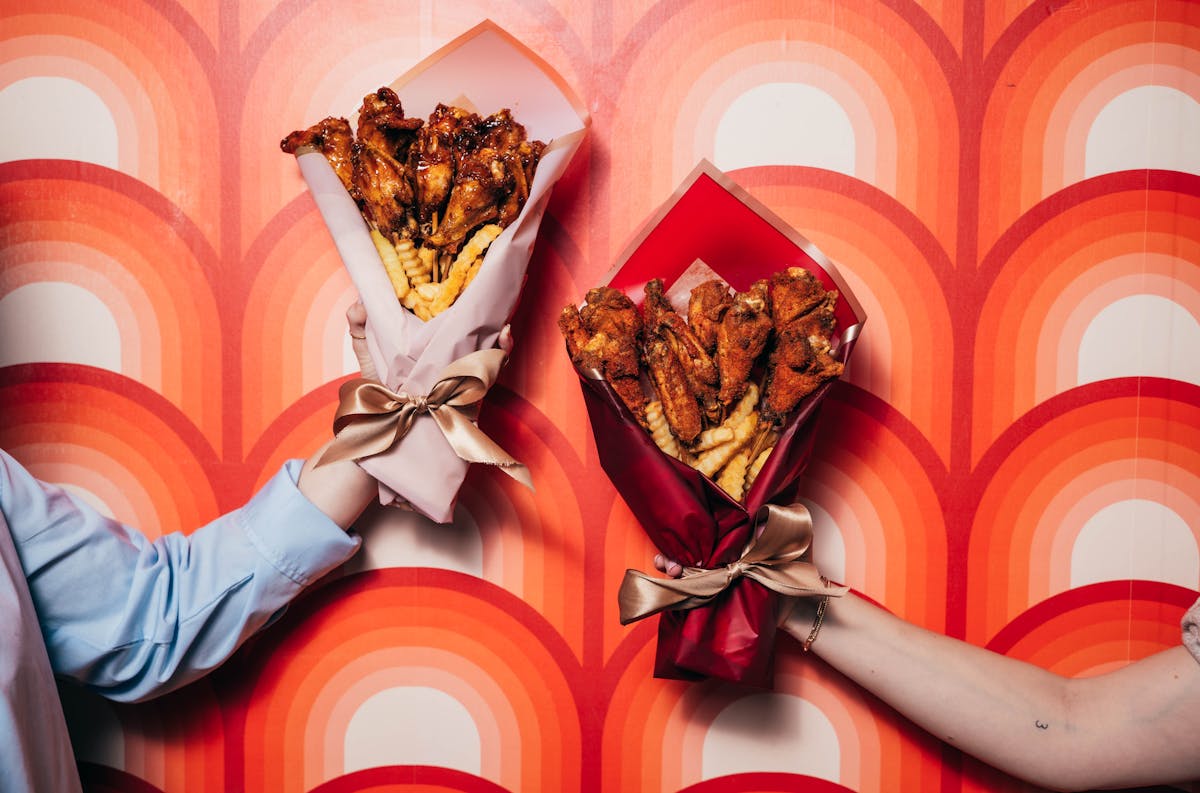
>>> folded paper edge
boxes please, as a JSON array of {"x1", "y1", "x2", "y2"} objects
[
  {"x1": 602, "y1": 160, "x2": 868, "y2": 333},
  {"x1": 389, "y1": 19, "x2": 592, "y2": 130}
]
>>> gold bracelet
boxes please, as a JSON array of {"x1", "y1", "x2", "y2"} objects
[{"x1": 802, "y1": 594, "x2": 831, "y2": 653}]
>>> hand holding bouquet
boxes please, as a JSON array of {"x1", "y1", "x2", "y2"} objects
[{"x1": 562, "y1": 163, "x2": 864, "y2": 687}]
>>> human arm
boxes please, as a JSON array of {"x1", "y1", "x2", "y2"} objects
[
  {"x1": 2, "y1": 449, "x2": 364, "y2": 703},
  {"x1": 297, "y1": 300, "x2": 380, "y2": 526},
  {"x1": 783, "y1": 592, "x2": 1200, "y2": 791},
  {"x1": 6, "y1": 308, "x2": 382, "y2": 702}
]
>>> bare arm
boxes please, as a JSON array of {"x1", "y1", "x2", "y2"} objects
[
  {"x1": 783, "y1": 592, "x2": 1200, "y2": 791},
  {"x1": 295, "y1": 301, "x2": 380, "y2": 529},
  {"x1": 296, "y1": 446, "x2": 376, "y2": 529}
]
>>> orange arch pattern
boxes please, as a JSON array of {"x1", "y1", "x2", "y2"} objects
[
  {"x1": 967, "y1": 382, "x2": 1200, "y2": 644},
  {"x1": 978, "y1": 0, "x2": 1200, "y2": 255},
  {"x1": 3, "y1": 2, "x2": 1199, "y2": 792}
]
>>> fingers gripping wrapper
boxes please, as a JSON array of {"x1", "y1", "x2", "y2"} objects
[{"x1": 569, "y1": 162, "x2": 865, "y2": 688}]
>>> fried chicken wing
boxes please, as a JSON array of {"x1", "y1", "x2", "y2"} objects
[
  {"x1": 280, "y1": 116, "x2": 354, "y2": 190},
  {"x1": 761, "y1": 326, "x2": 843, "y2": 423},
  {"x1": 644, "y1": 335, "x2": 703, "y2": 444},
  {"x1": 769, "y1": 267, "x2": 829, "y2": 326},
  {"x1": 640, "y1": 277, "x2": 675, "y2": 330},
  {"x1": 716, "y1": 279, "x2": 772, "y2": 407},
  {"x1": 558, "y1": 304, "x2": 593, "y2": 365},
  {"x1": 559, "y1": 288, "x2": 647, "y2": 423},
  {"x1": 581, "y1": 286, "x2": 641, "y2": 341},
  {"x1": 688, "y1": 280, "x2": 733, "y2": 354},
  {"x1": 644, "y1": 279, "x2": 721, "y2": 421},
  {"x1": 761, "y1": 268, "x2": 843, "y2": 424}
]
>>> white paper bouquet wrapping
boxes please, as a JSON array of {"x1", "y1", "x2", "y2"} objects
[{"x1": 291, "y1": 21, "x2": 589, "y2": 522}]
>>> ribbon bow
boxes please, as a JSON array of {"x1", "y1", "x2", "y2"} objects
[
  {"x1": 617, "y1": 503, "x2": 846, "y2": 625},
  {"x1": 318, "y1": 347, "x2": 533, "y2": 489}
]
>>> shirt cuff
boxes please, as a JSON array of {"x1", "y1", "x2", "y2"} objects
[{"x1": 237, "y1": 460, "x2": 361, "y2": 587}]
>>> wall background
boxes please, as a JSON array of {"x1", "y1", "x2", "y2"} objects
[{"x1": 2, "y1": 1, "x2": 1199, "y2": 791}]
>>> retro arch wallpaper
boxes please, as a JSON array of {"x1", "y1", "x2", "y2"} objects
[{"x1": 2, "y1": 1, "x2": 1199, "y2": 792}]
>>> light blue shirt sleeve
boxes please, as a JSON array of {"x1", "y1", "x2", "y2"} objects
[{"x1": 2, "y1": 450, "x2": 361, "y2": 702}]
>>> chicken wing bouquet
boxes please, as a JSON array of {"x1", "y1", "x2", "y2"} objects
[
  {"x1": 561, "y1": 162, "x2": 864, "y2": 687},
  {"x1": 284, "y1": 22, "x2": 588, "y2": 522}
]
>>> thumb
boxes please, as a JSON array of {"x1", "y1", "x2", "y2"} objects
[{"x1": 346, "y1": 300, "x2": 379, "y2": 381}]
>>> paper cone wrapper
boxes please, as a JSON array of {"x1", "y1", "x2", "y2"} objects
[
  {"x1": 579, "y1": 161, "x2": 865, "y2": 687},
  {"x1": 294, "y1": 20, "x2": 589, "y2": 522}
]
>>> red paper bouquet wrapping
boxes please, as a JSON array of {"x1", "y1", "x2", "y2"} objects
[{"x1": 574, "y1": 162, "x2": 865, "y2": 688}]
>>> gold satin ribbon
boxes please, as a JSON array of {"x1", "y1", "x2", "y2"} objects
[
  {"x1": 318, "y1": 348, "x2": 533, "y2": 489},
  {"x1": 618, "y1": 503, "x2": 846, "y2": 625}
]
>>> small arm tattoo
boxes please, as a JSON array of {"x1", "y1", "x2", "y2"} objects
[{"x1": 1035, "y1": 720, "x2": 1049, "y2": 730}]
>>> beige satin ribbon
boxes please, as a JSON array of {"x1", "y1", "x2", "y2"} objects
[
  {"x1": 618, "y1": 503, "x2": 846, "y2": 625},
  {"x1": 318, "y1": 348, "x2": 533, "y2": 489}
]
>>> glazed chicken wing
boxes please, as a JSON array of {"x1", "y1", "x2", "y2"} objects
[
  {"x1": 280, "y1": 116, "x2": 355, "y2": 190},
  {"x1": 479, "y1": 109, "x2": 545, "y2": 227},
  {"x1": 409, "y1": 103, "x2": 479, "y2": 232},
  {"x1": 426, "y1": 150, "x2": 508, "y2": 252},
  {"x1": 427, "y1": 107, "x2": 547, "y2": 253},
  {"x1": 716, "y1": 279, "x2": 772, "y2": 407},
  {"x1": 355, "y1": 88, "x2": 423, "y2": 161},
  {"x1": 350, "y1": 139, "x2": 417, "y2": 238}
]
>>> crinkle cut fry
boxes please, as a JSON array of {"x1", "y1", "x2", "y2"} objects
[
  {"x1": 716, "y1": 446, "x2": 752, "y2": 502},
  {"x1": 695, "y1": 411, "x2": 758, "y2": 478},
  {"x1": 646, "y1": 400, "x2": 682, "y2": 460},
  {"x1": 370, "y1": 228, "x2": 411, "y2": 300},
  {"x1": 430, "y1": 224, "x2": 503, "y2": 315}
]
